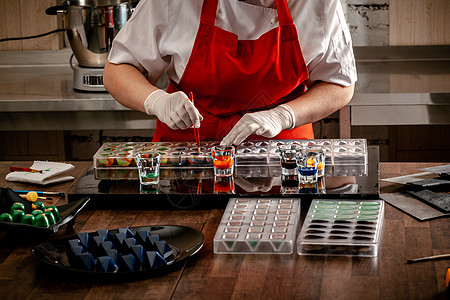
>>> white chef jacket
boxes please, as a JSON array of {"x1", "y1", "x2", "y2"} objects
[{"x1": 108, "y1": 0, "x2": 357, "y2": 88}]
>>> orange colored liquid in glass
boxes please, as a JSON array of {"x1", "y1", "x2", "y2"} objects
[{"x1": 213, "y1": 157, "x2": 233, "y2": 170}]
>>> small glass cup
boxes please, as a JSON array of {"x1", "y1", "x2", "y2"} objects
[
  {"x1": 296, "y1": 146, "x2": 324, "y2": 184},
  {"x1": 211, "y1": 145, "x2": 235, "y2": 177},
  {"x1": 136, "y1": 152, "x2": 161, "y2": 185},
  {"x1": 278, "y1": 144, "x2": 301, "y2": 176},
  {"x1": 317, "y1": 148, "x2": 326, "y2": 177},
  {"x1": 281, "y1": 174, "x2": 299, "y2": 194}
]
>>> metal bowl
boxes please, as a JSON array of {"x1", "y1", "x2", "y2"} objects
[{"x1": 46, "y1": 0, "x2": 137, "y2": 67}]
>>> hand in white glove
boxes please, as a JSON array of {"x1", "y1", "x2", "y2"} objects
[
  {"x1": 220, "y1": 104, "x2": 296, "y2": 146},
  {"x1": 144, "y1": 90, "x2": 203, "y2": 130}
]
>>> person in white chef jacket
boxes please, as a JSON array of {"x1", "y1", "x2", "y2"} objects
[{"x1": 103, "y1": 0, "x2": 357, "y2": 145}]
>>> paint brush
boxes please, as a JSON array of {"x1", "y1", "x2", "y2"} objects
[
  {"x1": 13, "y1": 190, "x2": 66, "y2": 197},
  {"x1": 188, "y1": 92, "x2": 201, "y2": 155},
  {"x1": 406, "y1": 253, "x2": 450, "y2": 264}
]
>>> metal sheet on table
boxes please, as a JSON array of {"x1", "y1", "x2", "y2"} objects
[{"x1": 380, "y1": 192, "x2": 450, "y2": 221}]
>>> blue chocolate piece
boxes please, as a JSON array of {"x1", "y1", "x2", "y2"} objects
[
  {"x1": 95, "y1": 256, "x2": 119, "y2": 273},
  {"x1": 130, "y1": 244, "x2": 145, "y2": 262},
  {"x1": 118, "y1": 254, "x2": 139, "y2": 272},
  {"x1": 148, "y1": 234, "x2": 160, "y2": 245},
  {"x1": 105, "y1": 248, "x2": 118, "y2": 263},
  {"x1": 76, "y1": 232, "x2": 90, "y2": 249},
  {"x1": 68, "y1": 245, "x2": 86, "y2": 265},
  {"x1": 135, "y1": 230, "x2": 149, "y2": 244},
  {"x1": 70, "y1": 245, "x2": 86, "y2": 256},
  {"x1": 155, "y1": 240, "x2": 173, "y2": 259},
  {"x1": 77, "y1": 252, "x2": 96, "y2": 271},
  {"x1": 96, "y1": 229, "x2": 111, "y2": 240},
  {"x1": 68, "y1": 239, "x2": 83, "y2": 249},
  {"x1": 123, "y1": 237, "x2": 137, "y2": 249},
  {"x1": 92, "y1": 235, "x2": 106, "y2": 249},
  {"x1": 143, "y1": 251, "x2": 166, "y2": 270},
  {"x1": 143, "y1": 234, "x2": 160, "y2": 251},
  {"x1": 111, "y1": 232, "x2": 127, "y2": 248},
  {"x1": 97, "y1": 241, "x2": 115, "y2": 258},
  {"x1": 118, "y1": 228, "x2": 135, "y2": 239}
]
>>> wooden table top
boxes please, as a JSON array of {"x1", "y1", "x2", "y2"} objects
[{"x1": 0, "y1": 161, "x2": 448, "y2": 300}]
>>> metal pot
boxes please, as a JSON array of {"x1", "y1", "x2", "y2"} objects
[{"x1": 46, "y1": 0, "x2": 137, "y2": 68}]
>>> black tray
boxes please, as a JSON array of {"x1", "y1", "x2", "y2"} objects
[
  {"x1": 0, "y1": 188, "x2": 90, "y2": 235},
  {"x1": 32, "y1": 225, "x2": 204, "y2": 279}
]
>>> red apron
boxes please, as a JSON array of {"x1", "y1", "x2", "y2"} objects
[{"x1": 152, "y1": 0, "x2": 314, "y2": 142}]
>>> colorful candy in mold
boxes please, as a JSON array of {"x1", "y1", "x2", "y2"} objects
[
  {"x1": 98, "y1": 153, "x2": 115, "y2": 166},
  {"x1": 116, "y1": 153, "x2": 133, "y2": 166}
]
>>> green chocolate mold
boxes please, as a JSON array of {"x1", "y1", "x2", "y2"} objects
[{"x1": 361, "y1": 202, "x2": 380, "y2": 206}]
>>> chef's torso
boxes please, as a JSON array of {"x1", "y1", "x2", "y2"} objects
[{"x1": 109, "y1": 0, "x2": 357, "y2": 89}]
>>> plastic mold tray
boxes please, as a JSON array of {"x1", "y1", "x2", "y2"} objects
[
  {"x1": 93, "y1": 141, "x2": 219, "y2": 180},
  {"x1": 297, "y1": 199, "x2": 384, "y2": 257},
  {"x1": 214, "y1": 197, "x2": 301, "y2": 254},
  {"x1": 236, "y1": 139, "x2": 368, "y2": 176},
  {"x1": 92, "y1": 139, "x2": 368, "y2": 180},
  {"x1": 236, "y1": 139, "x2": 367, "y2": 166}
]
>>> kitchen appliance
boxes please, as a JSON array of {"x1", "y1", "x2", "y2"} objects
[{"x1": 46, "y1": 0, "x2": 138, "y2": 91}]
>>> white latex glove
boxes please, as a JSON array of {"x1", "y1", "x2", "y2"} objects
[
  {"x1": 220, "y1": 104, "x2": 296, "y2": 146},
  {"x1": 144, "y1": 90, "x2": 203, "y2": 130}
]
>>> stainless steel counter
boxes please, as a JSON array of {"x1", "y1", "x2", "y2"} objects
[
  {"x1": 347, "y1": 46, "x2": 450, "y2": 134},
  {"x1": 1, "y1": 46, "x2": 449, "y2": 132}
]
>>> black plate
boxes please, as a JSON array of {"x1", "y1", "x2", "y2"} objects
[
  {"x1": 0, "y1": 188, "x2": 90, "y2": 235},
  {"x1": 32, "y1": 225, "x2": 204, "y2": 278}
]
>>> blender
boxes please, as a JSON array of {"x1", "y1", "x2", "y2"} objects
[{"x1": 46, "y1": 0, "x2": 138, "y2": 92}]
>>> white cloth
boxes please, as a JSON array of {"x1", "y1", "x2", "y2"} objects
[
  {"x1": 108, "y1": 0, "x2": 357, "y2": 88},
  {"x1": 6, "y1": 161, "x2": 75, "y2": 185}
]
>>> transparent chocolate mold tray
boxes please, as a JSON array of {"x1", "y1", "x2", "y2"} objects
[
  {"x1": 214, "y1": 198, "x2": 301, "y2": 254},
  {"x1": 235, "y1": 139, "x2": 367, "y2": 167},
  {"x1": 93, "y1": 139, "x2": 367, "y2": 179},
  {"x1": 297, "y1": 199, "x2": 384, "y2": 257},
  {"x1": 93, "y1": 141, "x2": 220, "y2": 170}
]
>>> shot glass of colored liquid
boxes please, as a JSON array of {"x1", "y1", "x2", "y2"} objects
[
  {"x1": 136, "y1": 152, "x2": 161, "y2": 185},
  {"x1": 211, "y1": 146, "x2": 235, "y2": 177},
  {"x1": 278, "y1": 144, "x2": 301, "y2": 176},
  {"x1": 296, "y1": 146, "x2": 324, "y2": 184}
]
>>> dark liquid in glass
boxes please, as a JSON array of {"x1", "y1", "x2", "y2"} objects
[{"x1": 281, "y1": 161, "x2": 297, "y2": 169}]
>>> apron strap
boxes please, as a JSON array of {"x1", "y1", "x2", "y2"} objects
[
  {"x1": 200, "y1": 0, "x2": 219, "y2": 25},
  {"x1": 276, "y1": 0, "x2": 294, "y2": 26}
]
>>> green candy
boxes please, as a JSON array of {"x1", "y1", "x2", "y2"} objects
[
  {"x1": 33, "y1": 214, "x2": 49, "y2": 227},
  {"x1": 31, "y1": 210, "x2": 44, "y2": 217},
  {"x1": 46, "y1": 206, "x2": 61, "y2": 221},
  {"x1": 0, "y1": 213, "x2": 13, "y2": 223},
  {"x1": 44, "y1": 211, "x2": 56, "y2": 225},
  {"x1": 11, "y1": 210, "x2": 25, "y2": 223},
  {"x1": 32, "y1": 201, "x2": 46, "y2": 211},
  {"x1": 21, "y1": 214, "x2": 35, "y2": 225},
  {"x1": 10, "y1": 202, "x2": 25, "y2": 215}
]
